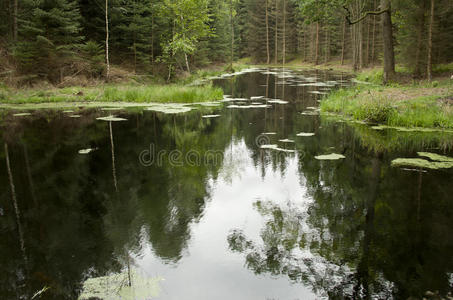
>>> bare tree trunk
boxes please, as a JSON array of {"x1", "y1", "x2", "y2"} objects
[
  {"x1": 414, "y1": 2, "x2": 425, "y2": 77},
  {"x1": 359, "y1": 21, "x2": 363, "y2": 69},
  {"x1": 13, "y1": 0, "x2": 17, "y2": 41},
  {"x1": 274, "y1": 0, "x2": 278, "y2": 64},
  {"x1": 185, "y1": 53, "x2": 190, "y2": 73},
  {"x1": 324, "y1": 24, "x2": 329, "y2": 64},
  {"x1": 366, "y1": 13, "x2": 371, "y2": 66},
  {"x1": 265, "y1": 0, "x2": 270, "y2": 64},
  {"x1": 314, "y1": 22, "x2": 319, "y2": 65},
  {"x1": 427, "y1": 0, "x2": 434, "y2": 81},
  {"x1": 341, "y1": 19, "x2": 346, "y2": 65},
  {"x1": 381, "y1": 0, "x2": 395, "y2": 83},
  {"x1": 230, "y1": 0, "x2": 234, "y2": 71},
  {"x1": 282, "y1": 0, "x2": 286, "y2": 66},
  {"x1": 371, "y1": 0, "x2": 376, "y2": 64},
  {"x1": 151, "y1": 11, "x2": 154, "y2": 64},
  {"x1": 105, "y1": 0, "x2": 110, "y2": 80},
  {"x1": 303, "y1": 25, "x2": 306, "y2": 61}
]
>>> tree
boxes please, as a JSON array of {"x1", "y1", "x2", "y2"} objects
[
  {"x1": 13, "y1": 0, "x2": 84, "y2": 83},
  {"x1": 427, "y1": 0, "x2": 434, "y2": 81},
  {"x1": 159, "y1": 0, "x2": 211, "y2": 79}
]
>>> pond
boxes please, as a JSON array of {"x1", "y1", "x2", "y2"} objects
[{"x1": 1, "y1": 68, "x2": 453, "y2": 300}]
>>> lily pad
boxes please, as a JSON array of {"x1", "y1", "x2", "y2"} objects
[
  {"x1": 202, "y1": 114, "x2": 221, "y2": 118},
  {"x1": 391, "y1": 158, "x2": 453, "y2": 169},
  {"x1": 260, "y1": 144, "x2": 278, "y2": 149},
  {"x1": 279, "y1": 139, "x2": 295, "y2": 143},
  {"x1": 315, "y1": 153, "x2": 345, "y2": 160},
  {"x1": 301, "y1": 111, "x2": 319, "y2": 116},
  {"x1": 296, "y1": 132, "x2": 315, "y2": 137},
  {"x1": 262, "y1": 132, "x2": 277, "y2": 135},
  {"x1": 13, "y1": 113, "x2": 31, "y2": 117},
  {"x1": 250, "y1": 96, "x2": 264, "y2": 100},
  {"x1": 96, "y1": 116, "x2": 128, "y2": 122},
  {"x1": 69, "y1": 115, "x2": 81, "y2": 118},
  {"x1": 267, "y1": 99, "x2": 289, "y2": 104},
  {"x1": 63, "y1": 110, "x2": 74, "y2": 113},
  {"x1": 417, "y1": 152, "x2": 453, "y2": 162},
  {"x1": 308, "y1": 91, "x2": 328, "y2": 95},
  {"x1": 78, "y1": 148, "x2": 97, "y2": 154},
  {"x1": 227, "y1": 104, "x2": 270, "y2": 109},
  {"x1": 146, "y1": 104, "x2": 193, "y2": 114}
]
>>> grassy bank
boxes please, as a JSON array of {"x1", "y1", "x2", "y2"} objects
[
  {"x1": 0, "y1": 83, "x2": 223, "y2": 104},
  {"x1": 320, "y1": 69, "x2": 453, "y2": 129}
]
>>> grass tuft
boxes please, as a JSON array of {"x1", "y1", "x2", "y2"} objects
[{"x1": 0, "y1": 84, "x2": 223, "y2": 104}]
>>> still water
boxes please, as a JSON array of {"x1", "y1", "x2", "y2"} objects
[{"x1": 1, "y1": 69, "x2": 453, "y2": 300}]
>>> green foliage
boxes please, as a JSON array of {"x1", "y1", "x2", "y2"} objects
[
  {"x1": 2, "y1": 84, "x2": 223, "y2": 104},
  {"x1": 13, "y1": 0, "x2": 84, "y2": 82},
  {"x1": 321, "y1": 78, "x2": 453, "y2": 128},
  {"x1": 81, "y1": 41, "x2": 105, "y2": 77}
]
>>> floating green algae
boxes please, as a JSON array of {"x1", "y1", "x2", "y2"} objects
[
  {"x1": 391, "y1": 158, "x2": 453, "y2": 169},
  {"x1": 78, "y1": 268, "x2": 162, "y2": 300},
  {"x1": 417, "y1": 152, "x2": 453, "y2": 162}
]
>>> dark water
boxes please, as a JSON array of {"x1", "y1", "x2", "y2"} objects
[{"x1": 1, "y1": 69, "x2": 453, "y2": 300}]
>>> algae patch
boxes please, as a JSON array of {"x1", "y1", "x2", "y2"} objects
[
  {"x1": 78, "y1": 268, "x2": 162, "y2": 300},
  {"x1": 391, "y1": 152, "x2": 453, "y2": 169}
]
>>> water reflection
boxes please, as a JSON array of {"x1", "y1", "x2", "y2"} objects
[{"x1": 0, "y1": 69, "x2": 452, "y2": 299}]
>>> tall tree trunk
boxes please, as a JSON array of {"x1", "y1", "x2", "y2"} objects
[
  {"x1": 427, "y1": 0, "x2": 434, "y2": 81},
  {"x1": 324, "y1": 25, "x2": 329, "y2": 64},
  {"x1": 366, "y1": 13, "x2": 371, "y2": 66},
  {"x1": 314, "y1": 22, "x2": 319, "y2": 65},
  {"x1": 371, "y1": 0, "x2": 377, "y2": 64},
  {"x1": 13, "y1": 0, "x2": 17, "y2": 41},
  {"x1": 230, "y1": 0, "x2": 234, "y2": 71},
  {"x1": 265, "y1": 0, "x2": 270, "y2": 64},
  {"x1": 151, "y1": 11, "x2": 154, "y2": 64},
  {"x1": 282, "y1": 0, "x2": 286, "y2": 66},
  {"x1": 274, "y1": 0, "x2": 278, "y2": 64},
  {"x1": 302, "y1": 25, "x2": 306, "y2": 61},
  {"x1": 341, "y1": 19, "x2": 346, "y2": 65},
  {"x1": 414, "y1": 1, "x2": 426, "y2": 77},
  {"x1": 105, "y1": 0, "x2": 110, "y2": 80},
  {"x1": 381, "y1": 0, "x2": 395, "y2": 83},
  {"x1": 359, "y1": 21, "x2": 363, "y2": 69}
]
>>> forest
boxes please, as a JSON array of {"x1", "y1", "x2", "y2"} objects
[{"x1": 0, "y1": 0, "x2": 452, "y2": 85}]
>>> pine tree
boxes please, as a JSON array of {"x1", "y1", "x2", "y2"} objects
[{"x1": 13, "y1": 0, "x2": 84, "y2": 83}]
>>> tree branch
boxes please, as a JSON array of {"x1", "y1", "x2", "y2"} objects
[{"x1": 343, "y1": 5, "x2": 389, "y2": 25}]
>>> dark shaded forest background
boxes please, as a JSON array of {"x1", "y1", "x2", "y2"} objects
[{"x1": 0, "y1": 0, "x2": 452, "y2": 84}]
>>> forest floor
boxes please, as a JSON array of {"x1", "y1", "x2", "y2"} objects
[{"x1": 320, "y1": 68, "x2": 453, "y2": 129}]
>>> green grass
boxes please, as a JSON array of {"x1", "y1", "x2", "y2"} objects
[
  {"x1": 0, "y1": 83, "x2": 223, "y2": 104},
  {"x1": 321, "y1": 77, "x2": 453, "y2": 129}
]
